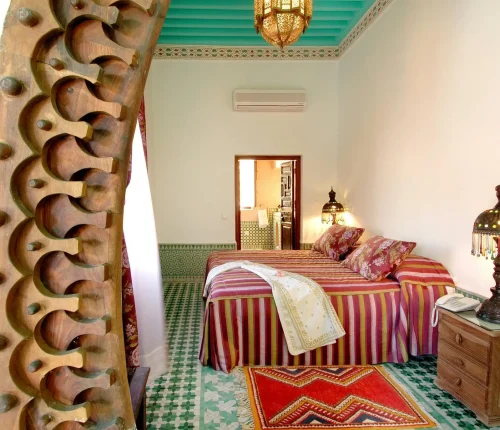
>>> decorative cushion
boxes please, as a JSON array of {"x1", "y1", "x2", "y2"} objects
[
  {"x1": 342, "y1": 236, "x2": 417, "y2": 282},
  {"x1": 312, "y1": 225, "x2": 365, "y2": 260},
  {"x1": 340, "y1": 243, "x2": 362, "y2": 261}
]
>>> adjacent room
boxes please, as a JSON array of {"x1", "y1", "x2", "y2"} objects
[
  {"x1": 238, "y1": 158, "x2": 299, "y2": 251},
  {"x1": 0, "y1": 1, "x2": 499, "y2": 430}
]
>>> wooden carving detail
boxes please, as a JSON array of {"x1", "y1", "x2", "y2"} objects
[{"x1": 0, "y1": 0, "x2": 168, "y2": 428}]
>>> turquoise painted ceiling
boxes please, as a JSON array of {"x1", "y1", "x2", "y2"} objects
[{"x1": 159, "y1": 0, "x2": 376, "y2": 46}]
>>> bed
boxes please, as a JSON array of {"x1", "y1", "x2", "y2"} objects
[{"x1": 200, "y1": 249, "x2": 455, "y2": 373}]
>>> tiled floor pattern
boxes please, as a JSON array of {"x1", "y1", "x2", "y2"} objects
[
  {"x1": 146, "y1": 282, "x2": 500, "y2": 430},
  {"x1": 386, "y1": 357, "x2": 499, "y2": 430}
]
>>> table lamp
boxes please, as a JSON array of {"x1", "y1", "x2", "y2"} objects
[
  {"x1": 472, "y1": 185, "x2": 500, "y2": 323},
  {"x1": 321, "y1": 187, "x2": 344, "y2": 225}
]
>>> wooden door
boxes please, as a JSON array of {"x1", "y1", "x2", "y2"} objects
[
  {"x1": 280, "y1": 162, "x2": 293, "y2": 249},
  {"x1": 281, "y1": 222, "x2": 293, "y2": 250}
]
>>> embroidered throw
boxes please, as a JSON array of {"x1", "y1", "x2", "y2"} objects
[
  {"x1": 343, "y1": 236, "x2": 416, "y2": 282},
  {"x1": 204, "y1": 261, "x2": 346, "y2": 355},
  {"x1": 312, "y1": 225, "x2": 365, "y2": 260}
]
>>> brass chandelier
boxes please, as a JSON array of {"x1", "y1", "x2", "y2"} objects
[{"x1": 254, "y1": 0, "x2": 313, "y2": 49}]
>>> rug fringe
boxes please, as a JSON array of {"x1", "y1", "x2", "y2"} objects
[{"x1": 233, "y1": 367, "x2": 255, "y2": 430}]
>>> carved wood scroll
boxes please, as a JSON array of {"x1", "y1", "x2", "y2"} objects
[{"x1": 0, "y1": 0, "x2": 168, "y2": 428}]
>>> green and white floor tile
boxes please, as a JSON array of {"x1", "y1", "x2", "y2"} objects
[{"x1": 146, "y1": 282, "x2": 500, "y2": 429}]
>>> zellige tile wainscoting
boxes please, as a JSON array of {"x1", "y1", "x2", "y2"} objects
[
  {"x1": 240, "y1": 208, "x2": 278, "y2": 250},
  {"x1": 241, "y1": 221, "x2": 273, "y2": 249},
  {"x1": 456, "y1": 288, "x2": 487, "y2": 302},
  {"x1": 158, "y1": 242, "x2": 317, "y2": 279},
  {"x1": 159, "y1": 243, "x2": 236, "y2": 280}
]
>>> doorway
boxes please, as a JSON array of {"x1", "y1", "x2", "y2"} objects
[{"x1": 235, "y1": 155, "x2": 301, "y2": 250}]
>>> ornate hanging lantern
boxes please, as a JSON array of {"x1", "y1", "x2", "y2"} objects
[{"x1": 254, "y1": 0, "x2": 313, "y2": 49}]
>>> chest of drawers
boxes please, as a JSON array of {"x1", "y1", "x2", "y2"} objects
[{"x1": 434, "y1": 309, "x2": 500, "y2": 426}]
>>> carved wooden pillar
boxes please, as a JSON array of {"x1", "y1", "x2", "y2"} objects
[{"x1": 0, "y1": 0, "x2": 168, "y2": 428}]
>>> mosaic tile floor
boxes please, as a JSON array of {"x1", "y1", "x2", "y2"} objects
[{"x1": 146, "y1": 282, "x2": 500, "y2": 430}]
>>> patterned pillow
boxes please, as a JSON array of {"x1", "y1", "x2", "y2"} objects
[
  {"x1": 340, "y1": 243, "x2": 361, "y2": 261},
  {"x1": 312, "y1": 225, "x2": 365, "y2": 260},
  {"x1": 342, "y1": 236, "x2": 417, "y2": 282}
]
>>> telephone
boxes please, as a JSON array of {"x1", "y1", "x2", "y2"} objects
[{"x1": 431, "y1": 293, "x2": 480, "y2": 327}]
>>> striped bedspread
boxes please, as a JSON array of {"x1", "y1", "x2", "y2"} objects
[{"x1": 200, "y1": 250, "x2": 454, "y2": 373}]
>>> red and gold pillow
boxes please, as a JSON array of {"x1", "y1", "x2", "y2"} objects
[
  {"x1": 341, "y1": 243, "x2": 362, "y2": 260},
  {"x1": 312, "y1": 225, "x2": 365, "y2": 260},
  {"x1": 342, "y1": 236, "x2": 417, "y2": 281}
]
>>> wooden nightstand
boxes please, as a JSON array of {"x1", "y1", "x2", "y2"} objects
[{"x1": 435, "y1": 309, "x2": 500, "y2": 426}]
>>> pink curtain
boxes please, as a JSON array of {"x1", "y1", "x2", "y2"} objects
[{"x1": 122, "y1": 98, "x2": 148, "y2": 367}]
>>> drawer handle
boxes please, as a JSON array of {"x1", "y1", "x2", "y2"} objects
[
  {"x1": 455, "y1": 333, "x2": 463, "y2": 345},
  {"x1": 453, "y1": 358, "x2": 464, "y2": 366},
  {"x1": 453, "y1": 378, "x2": 462, "y2": 386}
]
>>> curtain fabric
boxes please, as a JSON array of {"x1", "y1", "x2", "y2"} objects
[
  {"x1": 122, "y1": 98, "x2": 148, "y2": 367},
  {"x1": 138, "y1": 98, "x2": 148, "y2": 163}
]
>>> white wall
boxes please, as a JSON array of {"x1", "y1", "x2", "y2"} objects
[
  {"x1": 338, "y1": 0, "x2": 500, "y2": 296},
  {"x1": 256, "y1": 160, "x2": 281, "y2": 209},
  {"x1": 147, "y1": 60, "x2": 339, "y2": 244}
]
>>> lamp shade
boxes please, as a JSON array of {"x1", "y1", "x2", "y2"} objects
[
  {"x1": 322, "y1": 187, "x2": 344, "y2": 225},
  {"x1": 472, "y1": 185, "x2": 500, "y2": 259}
]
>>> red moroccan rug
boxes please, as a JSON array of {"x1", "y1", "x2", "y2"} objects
[{"x1": 243, "y1": 365, "x2": 436, "y2": 430}]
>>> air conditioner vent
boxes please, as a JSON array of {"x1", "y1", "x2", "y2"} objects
[{"x1": 233, "y1": 89, "x2": 307, "y2": 112}]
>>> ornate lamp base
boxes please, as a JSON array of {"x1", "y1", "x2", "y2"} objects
[{"x1": 476, "y1": 288, "x2": 500, "y2": 324}]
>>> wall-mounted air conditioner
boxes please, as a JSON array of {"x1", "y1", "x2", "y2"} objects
[{"x1": 232, "y1": 89, "x2": 307, "y2": 112}]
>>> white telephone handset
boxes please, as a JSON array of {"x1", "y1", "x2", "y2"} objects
[{"x1": 431, "y1": 293, "x2": 480, "y2": 327}]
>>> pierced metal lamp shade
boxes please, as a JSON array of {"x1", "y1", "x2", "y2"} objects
[
  {"x1": 322, "y1": 187, "x2": 344, "y2": 225},
  {"x1": 472, "y1": 185, "x2": 500, "y2": 323},
  {"x1": 254, "y1": 0, "x2": 313, "y2": 49},
  {"x1": 472, "y1": 200, "x2": 500, "y2": 259}
]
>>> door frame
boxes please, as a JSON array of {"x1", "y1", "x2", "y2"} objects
[{"x1": 235, "y1": 155, "x2": 301, "y2": 250}]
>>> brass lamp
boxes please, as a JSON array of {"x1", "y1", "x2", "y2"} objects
[
  {"x1": 472, "y1": 185, "x2": 500, "y2": 323},
  {"x1": 322, "y1": 187, "x2": 344, "y2": 225},
  {"x1": 254, "y1": 0, "x2": 313, "y2": 49}
]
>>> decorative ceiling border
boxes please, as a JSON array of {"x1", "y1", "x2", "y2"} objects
[
  {"x1": 153, "y1": 46, "x2": 339, "y2": 60},
  {"x1": 153, "y1": 0, "x2": 393, "y2": 60}
]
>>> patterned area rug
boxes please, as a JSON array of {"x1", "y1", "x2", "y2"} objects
[
  {"x1": 243, "y1": 365, "x2": 435, "y2": 429},
  {"x1": 146, "y1": 282, "x2": 500, "y2": 430}
]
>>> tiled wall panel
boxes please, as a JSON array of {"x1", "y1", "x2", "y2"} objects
[
  {"x1": 158, "y1": 241, "x2": 315, "y2": 278},
  {"x1": 241, "y1": 208, "x2": 278, "y2": 250},
  {"x1": 159, "y1": 244, "x2": 235, "y2": 278}
]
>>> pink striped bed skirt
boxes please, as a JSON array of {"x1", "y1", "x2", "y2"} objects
[{"x1": 199, "y1": 250, "x2": 454, "y2": 373}]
